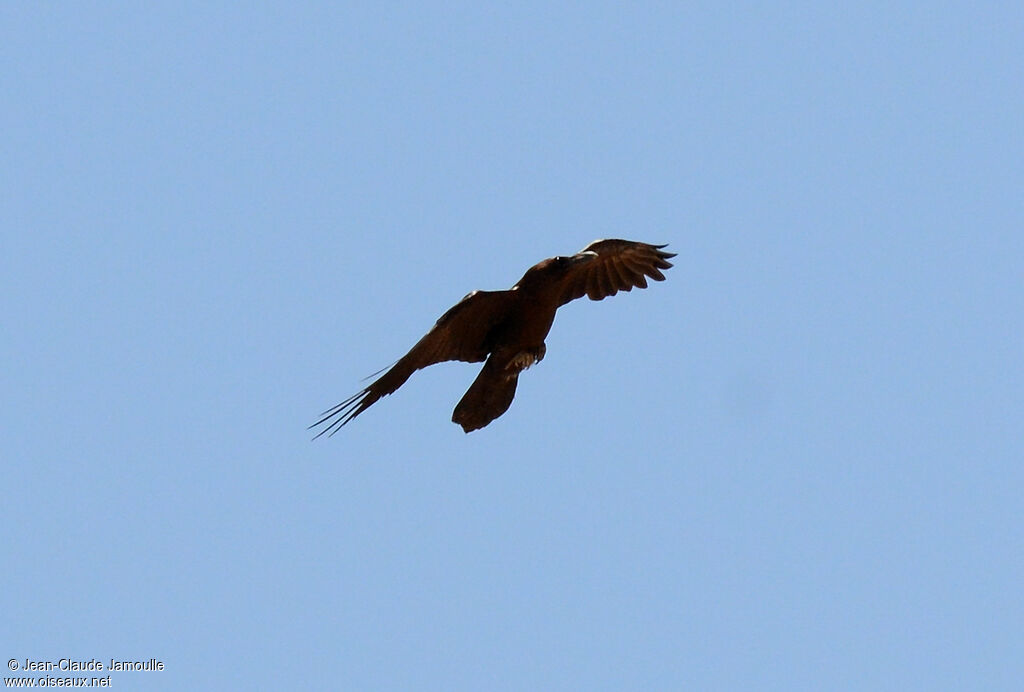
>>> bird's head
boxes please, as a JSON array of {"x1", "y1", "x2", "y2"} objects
[{"x1": 514, "y1": 253, "x2": 592, "y2": 292}]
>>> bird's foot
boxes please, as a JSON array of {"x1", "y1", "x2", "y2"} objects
[{"x1": 507, "y1": 344, "x2": 546, "y2": 373}]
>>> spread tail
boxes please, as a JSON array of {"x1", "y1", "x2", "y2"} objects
[{"x1": 452, "y1": 359, "x2": 519, "y2": 433}]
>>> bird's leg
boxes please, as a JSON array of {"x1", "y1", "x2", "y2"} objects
[{"x1": 506, "y1": 343, "x2": 546, "y2": 374}]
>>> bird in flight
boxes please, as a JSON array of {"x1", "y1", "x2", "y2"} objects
[{"x1": 311, "y1": 239, "x2": 675, "y2": 436}]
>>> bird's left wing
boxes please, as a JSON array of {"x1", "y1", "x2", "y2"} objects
[
  {"x1": 557, "y1": 239, "x2": 675, "y2": 306},
  {"x1": 311, "y1": 289, "x2": 514, "y2": 437}
]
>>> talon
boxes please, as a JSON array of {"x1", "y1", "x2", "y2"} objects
[{"x1": 506, "y1": 345, "x2": 546, "y2": 373}]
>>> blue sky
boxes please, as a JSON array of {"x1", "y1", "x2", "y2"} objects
[{"x1": 3, "y1": 2, "x2": 1022, "y2": 689}]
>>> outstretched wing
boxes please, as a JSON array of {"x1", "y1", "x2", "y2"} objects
[
  {"x1": 310, "y1": 289, "x2": 514, "y2": 437},
  {"x1": 557, "y1": 239, "x2": 675, "y2": 306}
]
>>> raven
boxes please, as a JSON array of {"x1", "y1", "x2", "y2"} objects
[{"x1": 311, "y1": 239, "x2": 675, "y2": 436}]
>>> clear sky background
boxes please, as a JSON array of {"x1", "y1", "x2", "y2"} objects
[{"x1": 3, "y1": 3, "x2": 1022, "y2": 690}]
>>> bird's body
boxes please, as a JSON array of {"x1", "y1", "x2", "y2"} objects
[{"x1": 311, "y1": 239, "x2": 675, "y2": 436}]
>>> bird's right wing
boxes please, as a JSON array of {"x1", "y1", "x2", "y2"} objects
[
  {"x1": 557, "y1": 239, "x2": 675, "y2": 306},
  {"x1": 310, "y1": 289, "x2": 514, "y2": 437}
]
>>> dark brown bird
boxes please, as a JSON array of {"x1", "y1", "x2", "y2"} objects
[{"x1": 311, "y1": 239, "x2": 675, "y2": 436}]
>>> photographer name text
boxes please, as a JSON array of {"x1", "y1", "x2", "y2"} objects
[{"x1": 17, "y1": 659, "x2": 163, "y2": 672}]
